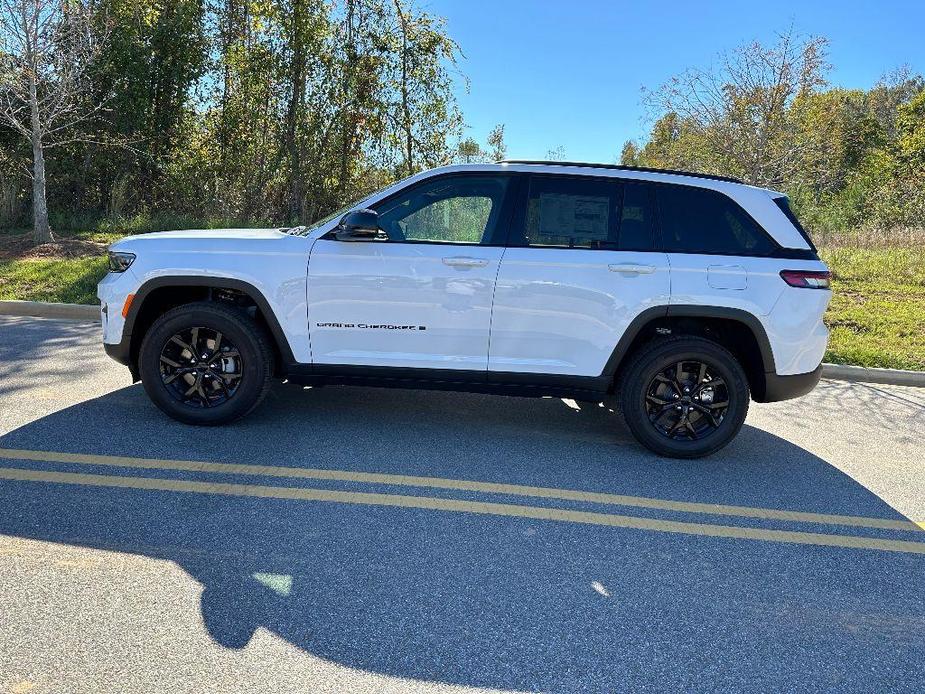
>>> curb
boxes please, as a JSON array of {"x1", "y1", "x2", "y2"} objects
[
  {"x1": 1, "y1": 301, "x2": 923, "y2": 388},
  {"x1": 820, "y1": 363, "x2": 925, "y2": 388},
  {"x1": 0, "y1": 300, "x2": 100, "y2": 322}
]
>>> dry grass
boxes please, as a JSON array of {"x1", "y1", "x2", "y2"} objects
[
  {"x1": 0, "y1": 230, "x2": 112, "y2": 261},
  {"x1": 811, "y1": 226, "x2": 925, "y2": 249}
]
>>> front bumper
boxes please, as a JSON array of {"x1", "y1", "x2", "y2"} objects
[
  {"x1": 103, "y1": 336, "x2": 139, "y2": 381},
  {"x1": 98, "y1": 270, "x2": 140, "y2": 379},
  {"x1": 104, "y1": 340, "x2": 131, "y2": 367},
  {"x1": 757, "y1": 364, "x2": 823, "y2": 402}
]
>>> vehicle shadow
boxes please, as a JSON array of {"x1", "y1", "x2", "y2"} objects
[{"x1": 1, "y1": 383, "x2": 923, "y2": 690}]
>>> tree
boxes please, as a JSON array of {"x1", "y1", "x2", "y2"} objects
[
  {"x1": 82, "y1": 0, "x2": 206, "y2": 217},
  {"x1": 619, "y1": 140, "x2": 639, "y2": 165},
  {"x1": 895, "y1": 88, "x2": 925, "y2": 170},
  {"x1": 0, "y1": 0, "x2": 107, "y2": 242},
  {"x1": 388, "y1": 0, "x2": 462, "y2": 176},
  {"x1": 866, "y1": 66, "x2": 925, "y2": 141},
  {"x1": 457, "y1": 137, "x2": 481, "y2": 162},
  {"x1": 545, "y1": 145, "x2": 565, "y2": 161},
  {"x1": 0, "y1": 0, "x2": 465, "y2": 232},
  {"x1": 642, "y1": 28, "x2": 829, "y2": 186},
  {"x1": 486, "y1": 122, "x2": 505, "y2": 161},
  {"x1": 789, "y1": 88, "x2": 880, "y2": 198}
]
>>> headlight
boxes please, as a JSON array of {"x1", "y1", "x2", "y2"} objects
[{"x1": 108, "y1": 251, "x2": 136, "y2": 273}]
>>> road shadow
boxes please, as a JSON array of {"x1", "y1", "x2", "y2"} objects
[{"x1": 1, "y1": 383, "x2": 924, "y2": 690}]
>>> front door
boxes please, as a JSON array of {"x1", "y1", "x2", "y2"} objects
[{"x1": 307, "y1": 174, "x2": 512, "y2": 371}]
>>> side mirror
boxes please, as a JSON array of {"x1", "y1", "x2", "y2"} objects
[{"x1": 334, "y1": 209, "x2": 383, "y2": 242}]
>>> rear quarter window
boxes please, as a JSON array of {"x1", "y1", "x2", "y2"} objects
[
  {"x1": 773, "y1": 196, "x2": 818, "y2": 252},
  {"x1": 656, "y1": 185, "x2": 777, "y2": 256}
]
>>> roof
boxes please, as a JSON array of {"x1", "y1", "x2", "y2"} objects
[{"x1": 500, "y1": 160, "x2": 744, "y2": 184}]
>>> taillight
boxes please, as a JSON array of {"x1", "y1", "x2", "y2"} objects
[{"x1": 780, "y1": 270, "x2": 831, "y2": 289}]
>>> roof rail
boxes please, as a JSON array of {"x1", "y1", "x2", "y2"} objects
[{"x1": 499, "y1": 160, "x2": 744, "y2": 185}]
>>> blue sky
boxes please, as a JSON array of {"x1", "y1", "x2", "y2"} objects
[{"x1": 426, "y1": 0, "x2": 925, "y2": 162}]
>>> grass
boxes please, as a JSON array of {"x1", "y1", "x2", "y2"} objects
[
  {"x1": 0, "y1": 255, "x2": 108, "y2": 305},
  {"x1": 1, "y1": 227, "x2": 923, "y2": 370},
  {"x1": 819, "y1": 246, "x2": 925, "y2": 371}
]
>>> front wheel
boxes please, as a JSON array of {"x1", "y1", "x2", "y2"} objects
[
  {"x1": 620, "y1": 336, "x2": 750, "y2": 458},
  {"x1": 138, "y1": 302, "x2": 274, "y2": 425}
]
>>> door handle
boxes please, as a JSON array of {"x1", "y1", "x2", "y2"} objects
[
  {"x1": 608, "y1": 263, "x2": 656, "y2": 274},
  {"x1": 442, "y1": 256, "x2": 489, "y2": 268}
]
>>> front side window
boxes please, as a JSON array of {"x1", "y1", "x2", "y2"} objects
[
  {"x1": 375, "y1": 175, "x2": 508, "y2": 244},
  {"x1": 657, "y1": 185, "x2": 776, "y2": 255}
]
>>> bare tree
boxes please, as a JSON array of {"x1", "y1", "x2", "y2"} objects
[
  {"x1": 545, "y1": 145, "x2": 566, "y2": 161},
  {"x1": 0, "y1": 0, "x2": 106, "y2": 242},
  {"x1": 486, "y1": 123, "x2": 505, "y2": 161},
  {"x1": 642, "y1": 28, "x2": 829, "y2": 186}
]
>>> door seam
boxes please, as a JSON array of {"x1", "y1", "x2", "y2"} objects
[{"x1": 485, "y1": 247, "x2": 508, "y2": 372}]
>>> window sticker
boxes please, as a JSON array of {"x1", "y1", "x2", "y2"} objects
[{"x1": 537, "y1": 193, "x2": 609, "y2": 240}]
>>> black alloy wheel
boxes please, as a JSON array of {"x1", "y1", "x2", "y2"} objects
[
  {"x1": 620, "y1": 336, "x2": 750, "y2": 458},
  {"x1": 159, "y1": 326, "x2": 243, "y2": 408},
  {"x1": 644, "y1": 359, "x2": 730, "y2": 441},
  {"x1": 139, "y1": 302, "x2": 274, "y2": 425}
]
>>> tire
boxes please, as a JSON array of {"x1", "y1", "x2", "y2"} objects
[
  {"x1": 138, "y1": 302, "x2": 274, "y2": 425},
  {"x1": 619, "y1": 336, "x2": 750, "y2": 459}
]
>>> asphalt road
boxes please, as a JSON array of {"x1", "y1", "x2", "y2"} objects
[{"x1": 0, "y1": 315, "x2": 923, "y2": 693}]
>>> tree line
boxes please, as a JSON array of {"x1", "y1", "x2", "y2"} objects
[
  {"x1": 621, "y1": 29, "x2": 925, "y2": 236},
  {"x1": 1, "y1": 0, "x2": 472, "y2": 241}
]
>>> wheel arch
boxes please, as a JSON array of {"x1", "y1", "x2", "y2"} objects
[
  {"x1": 603, "y1": 305, "x2": 777, "y2": 400},
  {"x1": 121, "y1": 276, "x2": 295, "y2": 380}
]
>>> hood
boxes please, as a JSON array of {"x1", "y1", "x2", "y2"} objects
[{"x1": 112, "y1": 228, "x2": 287, "y2": 245}]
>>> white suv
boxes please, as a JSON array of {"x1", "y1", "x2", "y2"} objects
[{"x1": 98, "y1": 161, "x2": 831, "y2": 458}]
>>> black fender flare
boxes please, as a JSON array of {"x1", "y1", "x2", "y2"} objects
[
  {"x1": 599, "y1": 304, "x2": 776, "y2": 379},
  {"x1": 111, "y1": 276, "x2": 296, "y2": 376}
]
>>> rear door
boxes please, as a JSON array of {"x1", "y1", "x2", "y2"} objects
[
  {"x1": 489, "y1": 175, "x2": 670, "y2": 378},
  {"x1": 307, "y1": 174, "x2": 512, "y2": 370}
]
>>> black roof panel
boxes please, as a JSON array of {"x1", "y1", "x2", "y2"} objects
[{"x1": 500, "y1": 160, "x2": 744, "y2": 185}]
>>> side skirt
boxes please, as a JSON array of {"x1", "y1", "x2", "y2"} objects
[{"x1": 284, "y1": 364, "x2": 611, "y2": 401}]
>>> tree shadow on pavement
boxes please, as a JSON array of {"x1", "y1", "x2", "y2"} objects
[
  {"x1": 0, "y1": 317, "x2": 104, "y2": 399},
  {"x1": 1, "y1": 383, "x2": 923, "y2": 691}
]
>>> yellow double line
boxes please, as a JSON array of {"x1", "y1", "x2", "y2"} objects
[{"x1": 1, "y1": 447, "x2": 923, "y2": 555}]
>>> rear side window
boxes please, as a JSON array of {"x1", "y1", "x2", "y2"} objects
[
  {"x1": 657, "y1": 185, "x2": 776, "y2": 256},
  {"x1": 515, "y1": 176, "x2": 657, "y2": 250},
  {"x1": 618, "y1": 182, "x2": 657, "y2": 251},
  {"x1": 524, "y1": 177, "x2": 619, "y2": 249}
]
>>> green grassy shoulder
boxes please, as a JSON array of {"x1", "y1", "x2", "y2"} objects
[
  {"x1": 1, "y1": 232, "x2": 922, "y2": 370},
  {"x1": 819, "y1": 246, "x2": 925, "y2": 371},
  {"x1": 0, "y1": 229, "x2": 117, "y2": 304},
  {"x1": 0, "y1": 255, "x2": 107, "y2": 305}
]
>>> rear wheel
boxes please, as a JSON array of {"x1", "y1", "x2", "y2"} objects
[
  {"x1": 620, "y1": 336, "x2": 749, "y2": 458},
  {"x1": 139, "y1": 302, "x2": 274, "y2": 425}
]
